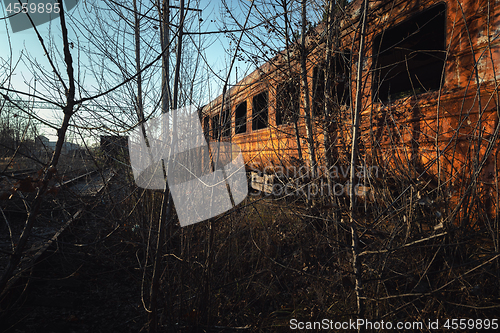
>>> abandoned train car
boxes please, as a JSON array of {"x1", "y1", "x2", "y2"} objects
[{"x1": 201, "y1": 0, "x2": 500, "y2": 210}]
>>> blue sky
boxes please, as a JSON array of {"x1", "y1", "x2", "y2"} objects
[{"x1": 0, "y1": 0, "x2": 315, "y2": 143}]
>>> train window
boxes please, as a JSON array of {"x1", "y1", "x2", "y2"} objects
[
  {"x1": 276, "y1": 76, "x2": 300, "y2": 126},
  {"x1": 373, "y1": 3, "x2": 446, "y2": 102},
  {"x1": 312, "y1": 52, "x2": 351, "y2": 117},
  {"x1": 252, "y1": 91, "x2": 268, "y2": 130},
  {"x1": 312, "y1": 67, "x2": 325, "y2": 117},
  {"x1": 333, "y1": 53, "x2": 351, "y2": 106},
  {"x1": 212, "y1": 114, "x2": 220, "y2": 139},
  {"x1": 235, "y1": 101, "x2": 247, "y2": 134},
  {"x1": 221, "y1": 108, "x2": 231, "y2": 137},
  {"x1": 203, "y1": 116, "x2": 210, "y2": 138}
]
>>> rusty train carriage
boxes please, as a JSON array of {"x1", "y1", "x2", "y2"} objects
[{"x1": 201, "y1": 0, "x2": 500, "y2": 213}]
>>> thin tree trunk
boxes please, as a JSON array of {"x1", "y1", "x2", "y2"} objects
[
  {"x1": 323, "y1": 0, "x2": 336, "y2": 199},
  {"x1": 149, "y1": 189, "x2": 173, "y2": 332},
  {"x1": 148, "y1": 0, "x2": 174, "y2": 331},
  {"x1": 134, "y1": 0, "x2": 150, "y2": 152},
  {"x1": 173, "y1": 0, "x2": 184, "y2": 111},
  {"x1": 300, "y1": 0, "x2": 317, "y2": 178},
  {"x1": 294, "y1": 120, "x2": 303, "y2": 163},
  {"x1": 281, "y1": 0, "x2": 303, "y2": 164},
  {"x1": 349, "y1": 0, "x2": 368, "y2": 323},
  {"x1": 0, "y1": 0, "x2": 76, "y2": 295}
]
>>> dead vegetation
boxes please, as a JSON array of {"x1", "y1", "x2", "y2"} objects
[
  {"x1": 2, "y1": 0, "x2": 500, "y2": 332},
  {"x1": 1, "y1": 144, "x2": 500, "y2": 332}
]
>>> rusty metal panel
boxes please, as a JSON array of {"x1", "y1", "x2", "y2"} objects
[{"x1": 201, "y1": 0, "x2": 500, "y2": 212}]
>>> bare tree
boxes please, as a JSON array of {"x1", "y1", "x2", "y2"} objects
[
  {"x1": 349, "y1": 0, "x2": 368, "y2": 322},
  {"x1": 0, "y1": 0, "x2": 79, "y2": 293}
]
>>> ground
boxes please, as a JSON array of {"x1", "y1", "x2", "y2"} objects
[{"x1": 2, "y1": 209, "x2": 146, "y2": 333}]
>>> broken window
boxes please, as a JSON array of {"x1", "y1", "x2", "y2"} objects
[
  {"x1": 235, "y1": 101, "x2": 247, "y2": 134},
  {"x1": 312, "y1": 52, "x2": 351, "y2": 117},
  {"x1": 276, "y1": 75, "x2": 300, "y2": 126},
  {"x1": 373, "y1": 3, "x2": 446, "y2": 102},
  {"x1": 252, "y1": 91, "x2": 268, "y2": 130}
]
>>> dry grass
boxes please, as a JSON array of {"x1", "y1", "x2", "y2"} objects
[{"x1": 125, "y1": 183, "x2": 500, "y2": 332}]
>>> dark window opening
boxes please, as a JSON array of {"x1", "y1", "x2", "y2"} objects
[
  {"x1": 203, "y1": 116, "x2": 210, "y2": 138},
  {"x1": 276, "y1": 75, "x2": 300, "y2": 126},
  {"x1": 221, "y1": 108, "x2": 231, "y2": 137},
  {"x1": 332, "y1": 52, "x2": 351, "y2": 106},
  {"x1": 252, "y1": 91, "x2": 268, "y2": 130},
  {"x1": 373, "y1": 3, "x2": 446, "y2": 102},
  {"x1": 212, "y1": 115, "x2": 220, "y2": 139},
  {"x1": 235, "y1": 101, "x2": 247, "y2": 134},
  {"x1": 312, "y1": 67, "x2": 325, "y2": 117},
  {"x1": 313, "y1": 52, "x2": 351, "y2": 117}
]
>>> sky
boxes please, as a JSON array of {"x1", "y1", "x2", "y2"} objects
[{"x1": 0, "y1": 0, "x2": 313, "y2": 144}]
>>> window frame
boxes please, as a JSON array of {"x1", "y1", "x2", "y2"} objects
[
  {"x1": 312, "y1": 51, "x2": 351, "y2": 117},
  {"x1": 372, "y1": 3, "x2": 447, "y2": 103},
  {"x1": 252, "y1": 91, "x2": 269, "y2": 131},
  {"x1": 235, "y1": 101, "x2": 248, "y2": 135},
  {"x1": 275, "y1": 75, "x2": 300, "y2": 126}
]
